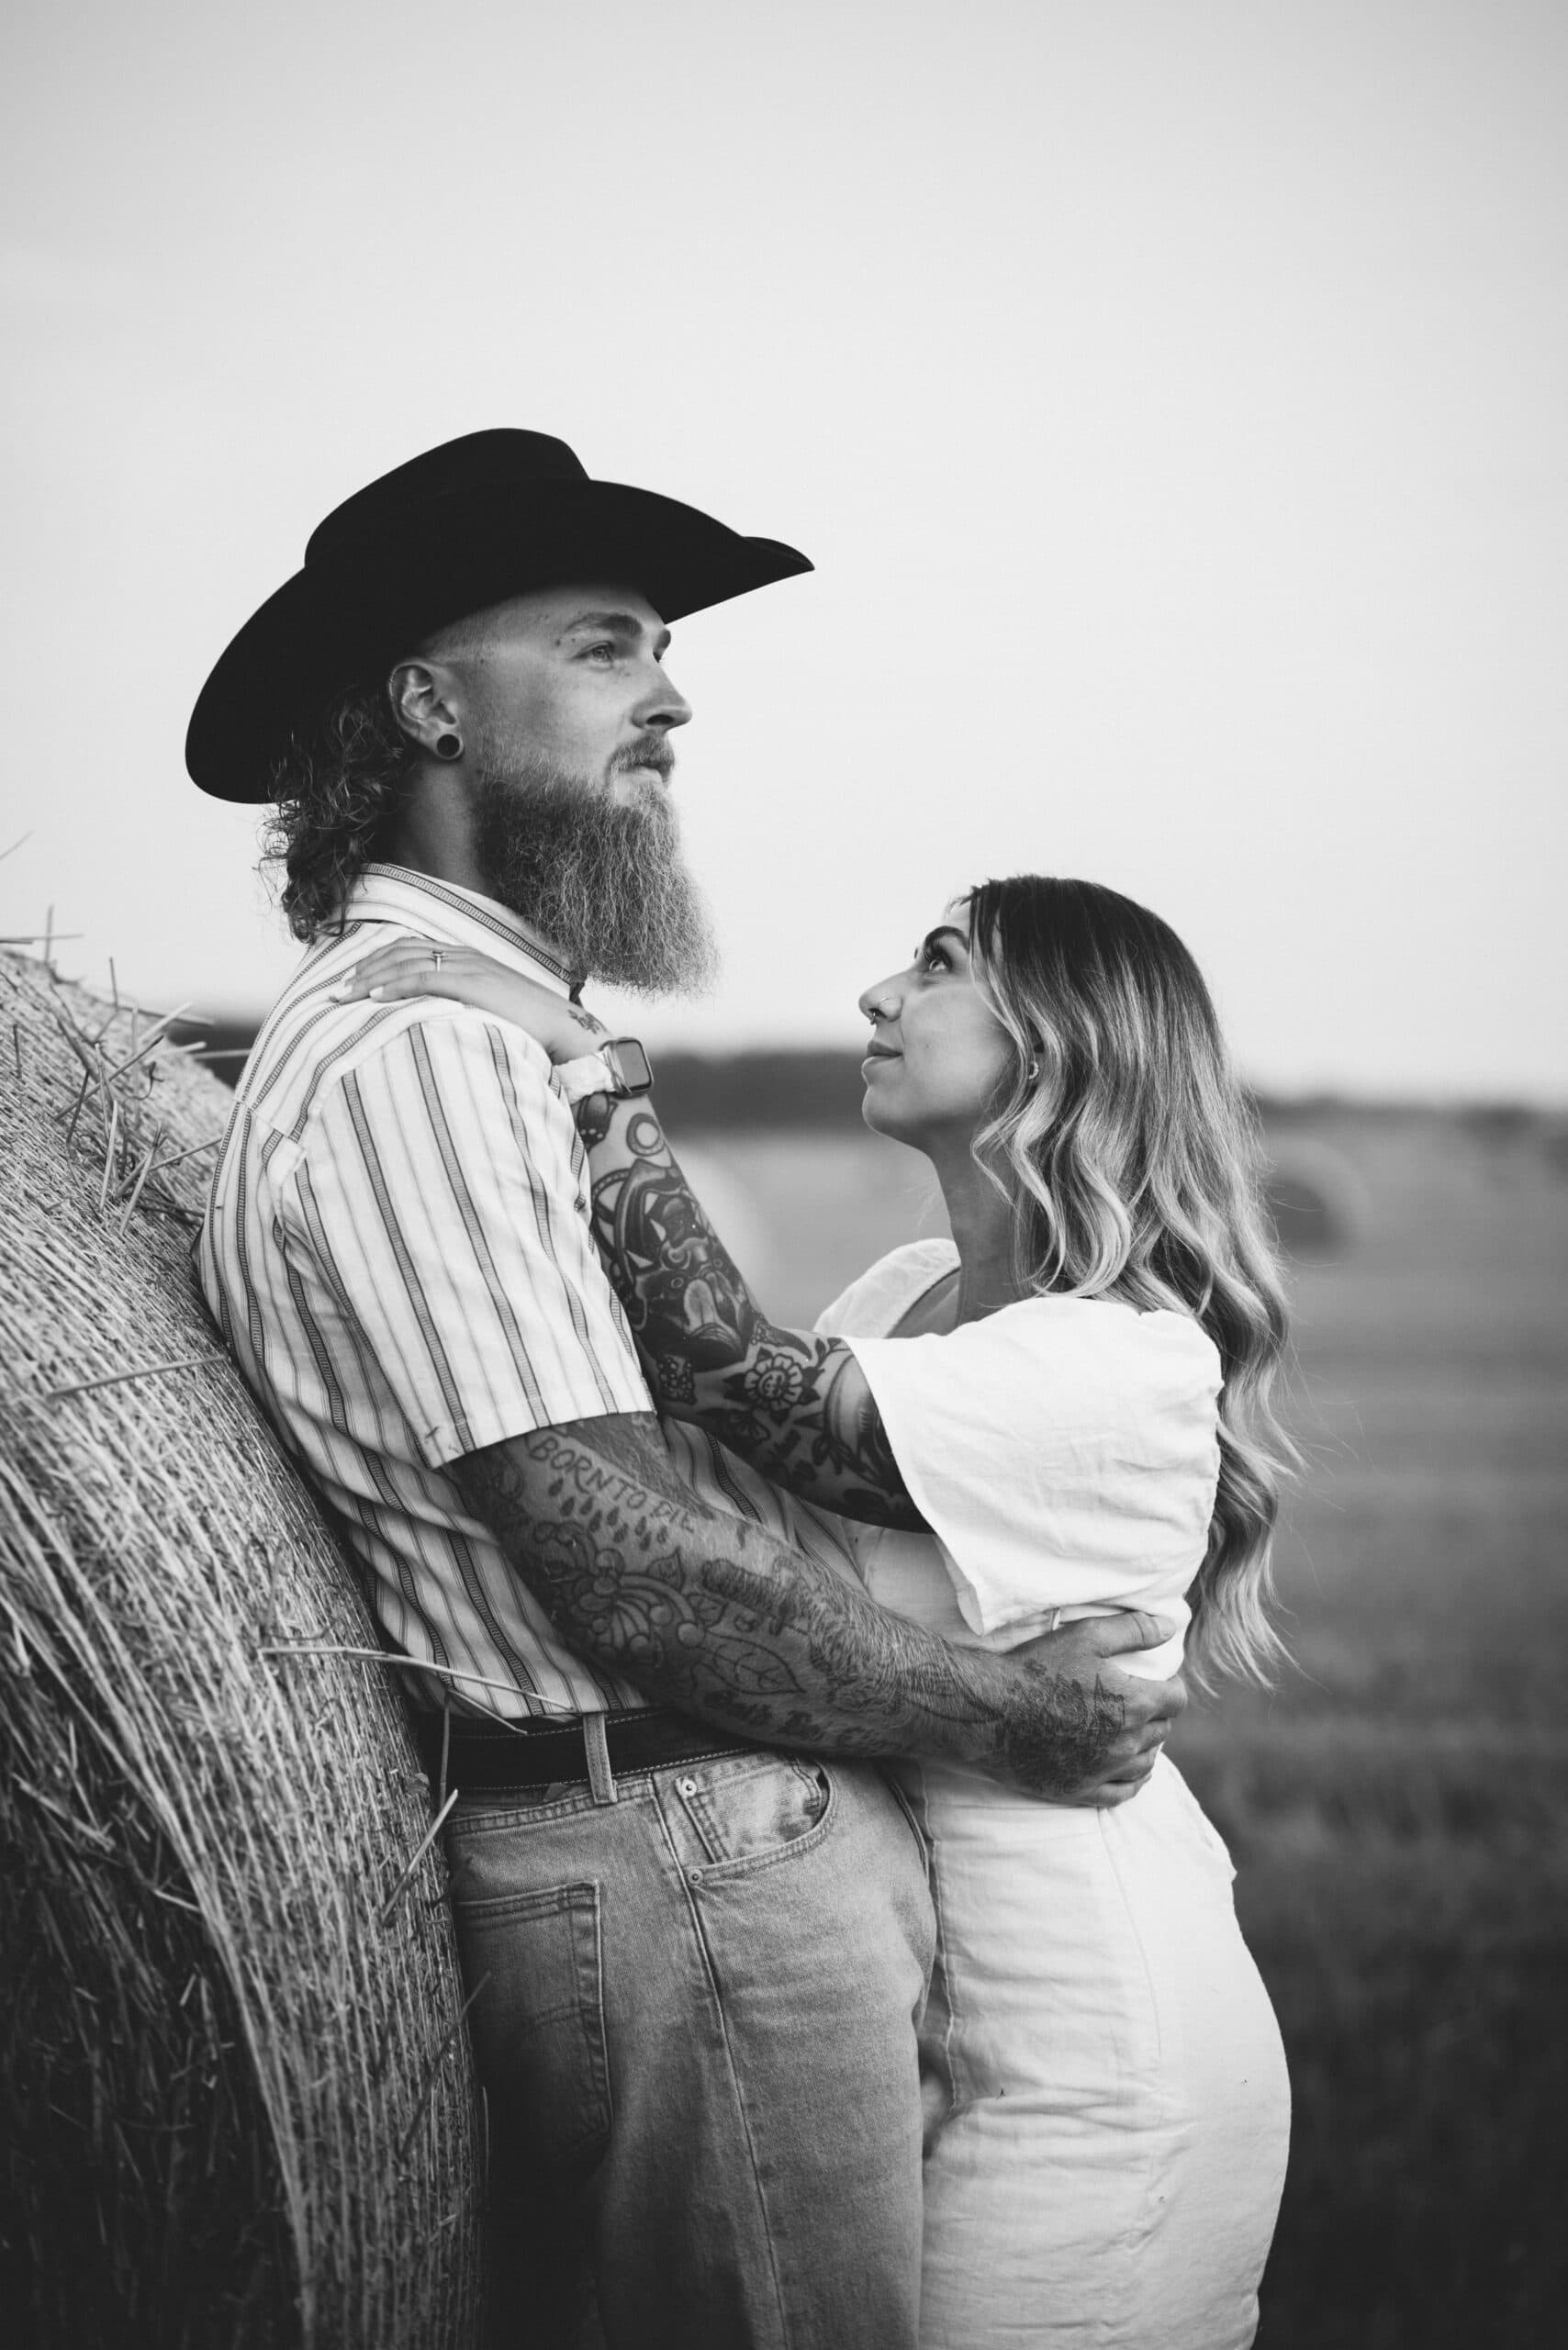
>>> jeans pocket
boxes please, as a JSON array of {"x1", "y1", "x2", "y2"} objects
[
  {"x1": 451, "y1": 1880, "x2": 612, "y2": 2173},
  {"x1": 879, "y1": 1765, "x2": 933, "y2": 1868},
  {"x1": 674, "y1": 1755, "x2": 834, "y2": 1880}
]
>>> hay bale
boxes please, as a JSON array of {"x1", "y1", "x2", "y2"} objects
[
  {"x1": 0, "y1": 952, "x2": 485, "y2": 2349},
  {"x1": 1262, "y1": 1136, "x2": 1369, "y2": 1257}
]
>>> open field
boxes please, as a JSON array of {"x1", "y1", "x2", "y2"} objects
[
  {"x1": 1174, "y1": 1110, "x2": 1568, "y2": 2347},
  {"x1": 675, "y1": 1100, "x2": 1568, "y2": 2348}
]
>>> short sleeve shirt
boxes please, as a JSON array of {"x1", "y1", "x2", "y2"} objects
[
  {"x1": 200, "y1": 866, "x2": 857, "y2": 1721},
  {"x1": 817, "y1": 1240, "x2": 1222, "y2": 1680}
]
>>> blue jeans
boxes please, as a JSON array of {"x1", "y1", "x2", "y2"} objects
[{"x1": 445, "y1": 1745, "x2": 935, "y2": 2350}]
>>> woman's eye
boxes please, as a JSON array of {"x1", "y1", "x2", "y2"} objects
[{"x1": 922, "y1": 946, "x2": 950, "y2": 972}]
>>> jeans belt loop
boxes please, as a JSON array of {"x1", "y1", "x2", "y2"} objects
[{"x1": 582, "y1": 1711, "x2": 619, "y2": 1807}]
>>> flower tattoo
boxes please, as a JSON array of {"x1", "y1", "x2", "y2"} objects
[
  {"x1": 584, "y1": 1100, "x2": 922, "y2": 1528},
  {"x1": 745, "y1": 1346, "x2": 808, "y2": 1410}
]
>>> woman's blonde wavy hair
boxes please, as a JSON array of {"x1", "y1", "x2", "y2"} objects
[{"x1": 965, "y1": 876, "x2": 1294, "y2": 1687}]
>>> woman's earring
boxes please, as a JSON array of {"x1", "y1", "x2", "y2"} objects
[
  {"x1": 434, "y1": 731, "x2": 464, "y2": 762},
  {"x1": 1026, "y1": 1060, "x2": 1040, "y2": 1082}
]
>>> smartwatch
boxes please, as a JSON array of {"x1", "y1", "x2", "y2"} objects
[{"x1": 553, "y1": 1037, "x2": 655, "y2": 1104}]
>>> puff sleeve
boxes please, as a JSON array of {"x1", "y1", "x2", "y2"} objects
[{"x1": 844, "y1": 1296, "x2": 1222, "y2": 1673}]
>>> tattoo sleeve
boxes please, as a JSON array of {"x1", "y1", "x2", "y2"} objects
[
  {"x1": 454, "y1": 1413, "x2": 1126, "y2": 1796},
  {"x1": 572, "y1": 1094, "x2": 924, "y2": 1528}
]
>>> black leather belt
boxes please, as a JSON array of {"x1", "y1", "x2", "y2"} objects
[{"x1": 415, "y1": 1706, "x2": 759, "y2": 1792}]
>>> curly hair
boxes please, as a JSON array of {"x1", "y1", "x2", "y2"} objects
[
  {"x1": 262, "y1": 682, "x2": 415, "y2": 941},
  {"x1": 964, "y1": 876, "x2": 1297, "y2": 1690}
]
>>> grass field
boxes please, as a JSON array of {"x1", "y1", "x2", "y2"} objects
[
  {"x1": 677, "y1": 1101, "x2": 1568, "y2": 2347},
  {"x1": 1177, "y1": 1109, "x2": 1568, "y2": 2348}
]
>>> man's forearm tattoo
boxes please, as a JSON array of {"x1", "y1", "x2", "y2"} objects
[
  {"x1": 575, "y1": 1103, "x2": 924, "y2": 1528},
  {"x1": 454, "y1": 1416, "x2": 1126, "y2": 1794}
]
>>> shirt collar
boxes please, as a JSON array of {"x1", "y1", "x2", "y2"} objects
[{"x1": 345, "y1": 863, "x2": 581, "y2": 995}]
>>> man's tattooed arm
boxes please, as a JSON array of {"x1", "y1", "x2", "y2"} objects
[
  {"x1": 571, "y1": 1094, "x2": 924, "y2": 1528},
  {"x1": 454, "y1": 1412, "x2": 1180, "y2": 1801}
]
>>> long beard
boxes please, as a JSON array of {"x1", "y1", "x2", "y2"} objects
[{"x1": 473, "y1": 755, "x2": 718, "y2": 996}]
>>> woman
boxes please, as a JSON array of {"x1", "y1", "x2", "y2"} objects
[{"x1": 342, "y1": 875, "x2": 1294, "y2": 2350}]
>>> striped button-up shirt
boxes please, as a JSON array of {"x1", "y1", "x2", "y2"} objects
[{"x1": 200, "y1": 863, "x2": 854, "y2": 1723}]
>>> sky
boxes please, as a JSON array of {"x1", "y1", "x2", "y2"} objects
[{"x1": 3, "y1": 0, "x2": 1564, "y2": 1098}]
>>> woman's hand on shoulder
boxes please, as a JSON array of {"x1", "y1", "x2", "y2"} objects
[{"x1": 330, "y1": 941, "x2": 606, "y2": 1065}]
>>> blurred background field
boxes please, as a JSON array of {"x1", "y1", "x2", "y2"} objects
[
  {"x1": 657, "y1": 1066, "x2": 1568, "y2": 2349},
  {"x1": 1169, "y1": 1103, "x2": 1568, "y2": 2348}
]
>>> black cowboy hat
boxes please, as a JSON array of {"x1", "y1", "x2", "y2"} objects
[{"x1": 185, "y1": 428, "x2": 812, "y2": 801}]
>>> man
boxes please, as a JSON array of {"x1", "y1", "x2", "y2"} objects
[{"x1": 189, "y1": 430, "x2": 1183, "y2": 2349}]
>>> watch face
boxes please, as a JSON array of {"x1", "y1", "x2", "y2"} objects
[{"x1": 606, "y1": 1038, "x2": 654, "y2": 1094}]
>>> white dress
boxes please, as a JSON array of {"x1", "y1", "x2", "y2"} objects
[{"x1": 818, "y1": 1241, "x2": 1291, "y2": 2350}]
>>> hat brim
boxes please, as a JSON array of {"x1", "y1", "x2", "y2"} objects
[{"x1": 185, "y1": 477, "x2": 812, "y2": 801}]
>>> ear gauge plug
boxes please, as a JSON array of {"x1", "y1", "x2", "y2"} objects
[{"x1": 434, "y1": 732, "x2": 463, "y2": 761}]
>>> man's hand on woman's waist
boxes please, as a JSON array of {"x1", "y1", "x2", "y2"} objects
[{"x1": 454, "y1": 1411, "x2": 1182, "y2": 1806}]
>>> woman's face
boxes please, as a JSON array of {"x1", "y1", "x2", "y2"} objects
[{"x1": 857, "y1": 912, "x2": 1019, "y2": 1151}]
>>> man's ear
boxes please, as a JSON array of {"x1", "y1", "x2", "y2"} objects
[{"x1": 387, "y1": 658, "x2": 460, "y2": 755}]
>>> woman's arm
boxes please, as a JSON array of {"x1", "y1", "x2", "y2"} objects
[{"x1": 336, "y1": 940, "x2": 925, "y2": 1529}]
